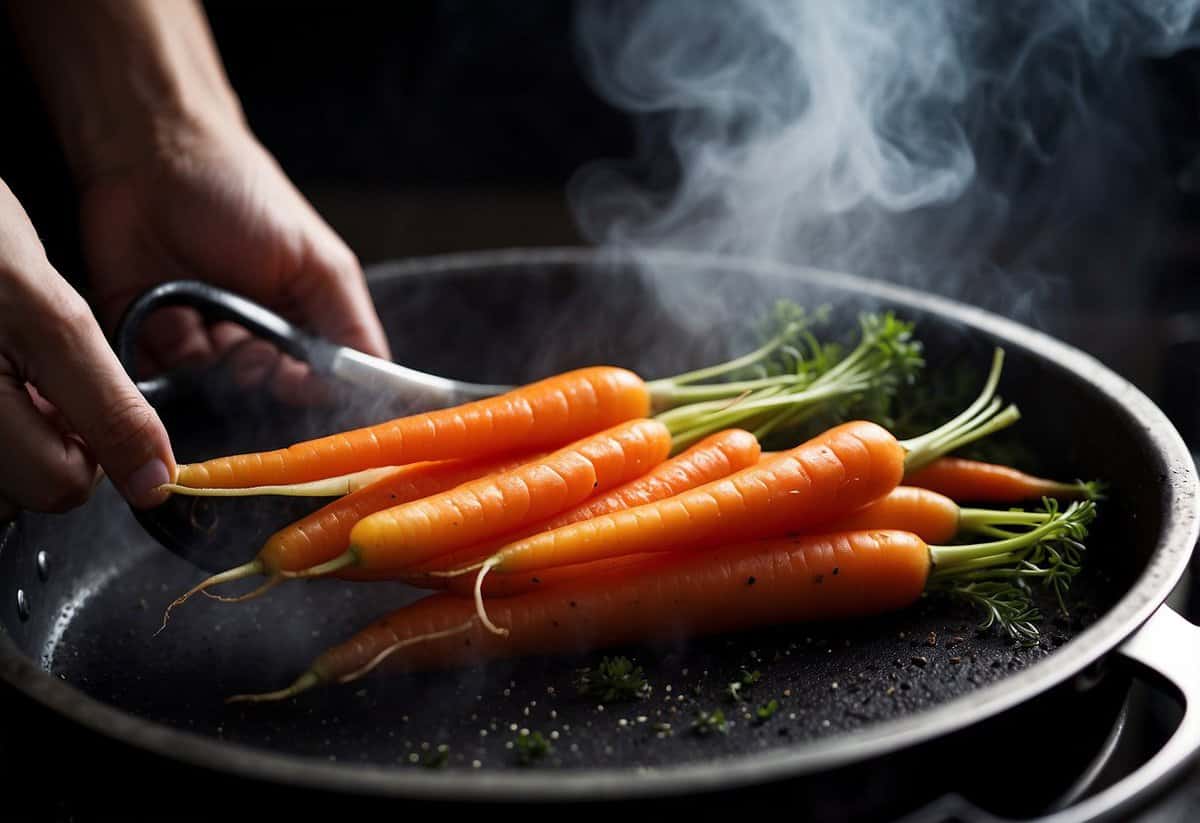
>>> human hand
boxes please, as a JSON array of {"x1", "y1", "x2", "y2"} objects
[
  {"x1": 79, "y1": 117, "x2": 391, "y2": 403},
  {"x1": 0, "y1": 178, "x2": 175, "y2": 518}
]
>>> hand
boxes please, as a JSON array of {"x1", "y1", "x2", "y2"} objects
[
  {"x1": 79, "y1": 117, "x2": 391, "y2": 403},
  {"x1": 0, "y1": 178, "x2": 175, "y2": 518}
]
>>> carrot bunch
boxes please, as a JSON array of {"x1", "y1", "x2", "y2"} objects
[
  {"x1": 151, "y1": 303, "x2": 1102, "y2": 706},
  {"x1": 161, "y1": 308, "x2": 921, "y2": 617}
]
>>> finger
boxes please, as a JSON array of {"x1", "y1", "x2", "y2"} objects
[
  {"x1": 0, "y1": 372, "x2": 98, "y2": 513},
  {"x1": 24, "y1": 290, "x2": 176, "y2": 509},
  {"x1": 209, "y1": 324, "x2": 330, "y2": 404},
  {"x1": 292, "y1": 232, "x2": 392, "y2": 359},
  {"x1": 139, "y1": 306, "x2": 218, "y2": 373}
]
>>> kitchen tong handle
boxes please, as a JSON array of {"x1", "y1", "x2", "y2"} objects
[
  {"x1": 114, "y1": 280, "x2": 341, "y2": 382},
  {"x1": 114, "y1": 280, "x2": 510, "y2": 408}
]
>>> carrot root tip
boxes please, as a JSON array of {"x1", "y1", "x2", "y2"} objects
[
  {"x1": 474, "y1": 559, "x2": 508, "y2": 637},
  {"x1": 335, "y1": 619, "x2": 480, "y2": 686},
  {"x1": 426, "y1": 560, "x2": 487, "y2": 579},
  {"x1": 226, "y1": 671, "x2": 321, "y2": 704},
  {"x1": 201, "y1": 574, "x2": 282, "y2": 604},
  {"x1": 155, "y1": 560, "x2": 262, "y2": 636}
]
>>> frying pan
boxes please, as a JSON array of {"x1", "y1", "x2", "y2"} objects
[{"x1": 1, "y1": 247, "x2": 1198, "y2": 822}]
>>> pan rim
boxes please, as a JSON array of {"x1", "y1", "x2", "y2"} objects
[{"x1": 1, "y1": 245, "x2": 1196, "y2": 802}]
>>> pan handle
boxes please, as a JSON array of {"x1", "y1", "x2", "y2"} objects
[
  {"x1": 114, "y1": 280, "x2": 510, "y2": 407},
  {"x1": 904, "y1": 606, "x2": 1200, "y2": 823},
  {"x1": 1031, "y1": 605, "x2": 1200, "y2": 822}
]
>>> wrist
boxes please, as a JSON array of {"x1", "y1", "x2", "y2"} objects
[{"x1": 7, "y1": 0, "x2": 248, "y2": 184}]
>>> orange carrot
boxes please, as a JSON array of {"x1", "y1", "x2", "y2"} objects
[
  {"x1": 820, "y1": 485, "x2": 1062, "y2": 544},
  {"x1": 235, "y1": 531, "x2": 934, "y2": 701},
  {"x1": 157, "y1": 451, "x2": 544, "y2": 627},
  {"x1": 906, "y1": 457, "x2": 1098, "y2": 503},
  {"x1": 174, "y1": 366, "x2": 650, "y2": 489},
  {"x1": 232, "y1": 499, "x2": 1094, "y2": 703},
  {"x1": 290, "y1": 418, "x2": 673, "y2": 576},
  {"x1": 442, "y1": 486, "x2": 1054, "y2": 599},
  {"x1": 403, "y1": 428, "x2": 762, "y2": 586},
  {"x1": 462, "y1": 350, "x2": 1022, "y2": 635}
]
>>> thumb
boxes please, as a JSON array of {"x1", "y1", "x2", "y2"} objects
[{"x1": 26, "y1": 291, "x2": 176, "y2": 508}]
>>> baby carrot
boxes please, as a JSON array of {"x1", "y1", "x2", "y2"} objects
[
  {"x1": 466, "y1": 350, "x2": 1020, "y2": 634},
  {"x1": 289, "y1": 418, "x2": 673, "y2": 576},
  {"x1": 157, "y1": 451, "x2": 543, "y2": 627},
  {"x1": 442, "y1": 486, "x2": 1053, "y2": 599},
  {"x1": 176, "y1": 308, "x2": 922, "y2": 490},
  {"x1": 232, "y1": 500, "x2": 1094, "y2": 703},
  {"x1": 402, "y1": 428, "x2": 762, "y2": 585},
  {"x1": 906, "y1": 457, "x2": 1100, "y2": 503},
  {"x1": 822, "y1": 485, "x2": 1072, "y2": 544},
  {"x1": 175, "y1": 366, "x2": 650, "y2": 489}
]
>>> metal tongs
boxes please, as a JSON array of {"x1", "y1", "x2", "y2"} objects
[
  {"x1": 117, "y1": 280, "x2": 509, "y2": 410},
  {"x1": 115, "y1": 281, "x2": 511, "y2": 572}
]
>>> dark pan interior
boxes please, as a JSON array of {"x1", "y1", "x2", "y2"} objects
[{"x1": 0, "y1": 254, "x2": 1160, "y2": 784}]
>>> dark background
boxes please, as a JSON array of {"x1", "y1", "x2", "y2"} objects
[{"x1": 5, "y1": 2, "x2": 1200, "y2": 820}]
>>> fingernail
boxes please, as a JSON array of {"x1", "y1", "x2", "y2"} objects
[{"x1": 126, "y1": 459, "x2": 171, "y2": 507}]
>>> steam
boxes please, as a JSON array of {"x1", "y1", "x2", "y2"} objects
[{"x1": 569, "y1": 0, "x2": 1200, "y2": 321}]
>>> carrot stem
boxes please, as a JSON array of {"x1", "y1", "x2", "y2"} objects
[
  {"x1": 647, "y1": 322, "x2": 802, "y2": 394},
  {"x1": 899, "y1": 349, "x2": 1019, "y2": 473},
  {"x1": 927, "y1": 499, "x2": 1096, "y2": 639},
  {"x1": 957, "y1": 508, "x2": 1050, "y2": 533}
]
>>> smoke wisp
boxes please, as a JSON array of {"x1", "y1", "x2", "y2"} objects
[{"x1": 569, "y1": 0, "x2": 1200, "y2": 322}]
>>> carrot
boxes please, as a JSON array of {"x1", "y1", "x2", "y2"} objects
[
  {"x1": 820, "y1": 485, "x2": 1070, "y2": 544},
  {"x1": 284, "y1": 418, "x2": 673, "y2": 577},
  {"x1": 157, "y1": 451, "x2": 545, "y2": 628},
  {"x1": 174, "y1": 366, "x2": 650, "y2": 489},
  {"x1": 285, "y1": 329, "x2": 925, "y2": 586},
  {"x1": 402, "y1": 428, "x2": 762, "y2": 586},
  {"x1": 907, "y1": 457, "x2": 1100, "y2": 503},
  {"x1": 441, "y1": 485, "x2": 1058, "y2": 599},
  {"x1": 462, "y1": 350, "x2": 1019, "y2": 635},
  {"x1": 174, "y1": 307, "x2": 922, "y2": 490},
  {"x1": 231, "y1": 499, "x2": 1094, "y2": 703}
]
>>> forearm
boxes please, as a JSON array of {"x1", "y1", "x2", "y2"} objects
[{"x1": 6, "y1": 0, "x2": 245, "y2": 183}]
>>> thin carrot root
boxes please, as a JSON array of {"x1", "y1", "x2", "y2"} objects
[
  {"x1": 425, "y1": 560, "x2": 487, "y2": 579},
  {"x1": 336, "y1": 619, "x2": 479, "y2": 684},
  {"x1": 227, "y1": 671, "x2": 322, "y2": 704},
  {"x1": 160, "y1": 466, "x2": 402, "y2": 498},
  {"x1": 200, "y1": 574, "x2": 282, "y2": 604},
  {"x1": 225, "y1": 619, "x2": 478, "y2": 704},
  {"x1": 474, "y1": 558, "x2": 508, "y2": 637},
  {"x1": 156, "y1": 560, "x2": 262, "y2": 635},
  {"x1": 279, "y1": 553, "x2": 355, "y2": 580}
]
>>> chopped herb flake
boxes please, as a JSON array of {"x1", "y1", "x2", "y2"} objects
[
  {"x1": 515, "y1": 731, "x2": 552, "y2": 765},
  {"x1": 575, "y1": 656, "x2": 651, "y2": 703},
  {"x1": 692, "y1": 709, "x2": 729, "y2": 736},
  {"x1": 755, "y1": 700, "x2": 780, "y2": 723}
]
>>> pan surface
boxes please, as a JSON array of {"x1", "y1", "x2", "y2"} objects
[{"x1": 0, "y1": 248, "x2": 1195, "y2": 805}]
